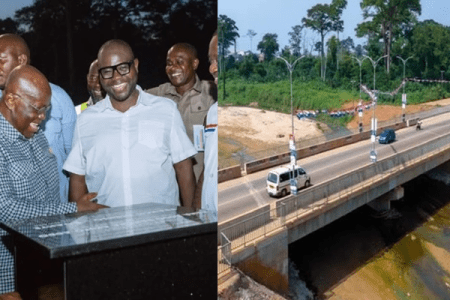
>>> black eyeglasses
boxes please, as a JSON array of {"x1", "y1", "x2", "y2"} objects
[
  {"x1": 14, "y1": 94, "x2": 51, "y2": 115},
  {"x1": 98, "y1": 60, "x2": 134, "y2": 79}
]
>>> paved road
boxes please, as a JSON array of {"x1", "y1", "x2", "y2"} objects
[{"x1": 218, "y1": 113, "x2": 450, "y2": 222}]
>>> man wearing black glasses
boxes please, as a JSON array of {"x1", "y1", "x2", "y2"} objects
[
  {"x1": 0, "y1": 65, "x2": 104, "y2": 295},
  {"x1": 64, "y1": 39, "x2": 197, "y2": 208}
]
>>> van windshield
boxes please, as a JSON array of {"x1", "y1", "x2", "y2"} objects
[{"x1": 267, "y1": 173, "x2": 278, "y2": 183}]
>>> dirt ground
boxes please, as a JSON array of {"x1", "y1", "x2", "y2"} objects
[{"x1": 218, "y1": 98, "x2": 450, "y2": 167}]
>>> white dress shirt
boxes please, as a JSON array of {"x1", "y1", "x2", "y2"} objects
[{"x1": 64, "y1": 86, "x2": 197, "y2": 207}]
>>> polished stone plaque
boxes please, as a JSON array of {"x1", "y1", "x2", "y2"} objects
[{"x1": 0, "y1": 203, "x2": 217, "y2": 299}]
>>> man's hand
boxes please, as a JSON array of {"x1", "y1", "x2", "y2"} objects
[{"x1": 76, "y1": 192, "x2": 109, "y2": 212}]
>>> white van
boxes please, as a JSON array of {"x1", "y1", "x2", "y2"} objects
[{"x1": 266, "y1": 165, "x2": 311, "y2": 197}]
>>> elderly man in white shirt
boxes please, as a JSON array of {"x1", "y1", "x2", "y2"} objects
[{"x1": 64, "y1": 39, "x2": 196, "y2": 207}]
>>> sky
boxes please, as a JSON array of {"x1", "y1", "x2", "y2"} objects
[
  {"x1": 0, "y1": 0, "x2": 34, "y2": 19},
  {"x1": 219, "y1": 0, "x2": 450, "y2": 53}
]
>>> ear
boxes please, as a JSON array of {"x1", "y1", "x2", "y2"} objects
[
  {"x1": 134, "y1": 58, "x2": 139, "y2": 74},
  {"x1": 193, "y1": 58, "x2": 199, "y2": 71},
  {"x1": 4, "y1": 93, "x2": 16, "y2": 110},
  {"x1": 18, "y1": 54, "x2": 28, "y2": 66}
]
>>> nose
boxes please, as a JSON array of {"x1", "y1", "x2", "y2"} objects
[
  {"x1": 38, "y1": 111, "x2": 46, "y2": 120},
  {"x1": 209, "y1": 61, "x2": 218, "y2": 77},
  {"x1": 111, "y1": 68, "x2": 122, "y2": 80}
]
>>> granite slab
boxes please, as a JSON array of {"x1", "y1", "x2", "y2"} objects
[{"x1": 0, "y1": 202, "x2": 217, "y2": 259}]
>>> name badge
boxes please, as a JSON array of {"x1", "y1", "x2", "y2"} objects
[{"x1": 193, "y1": 124, "x2": 204, "y2": 151}]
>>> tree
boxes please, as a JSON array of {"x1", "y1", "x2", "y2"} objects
[
  {"x1": 218, "y1": 14, "x2": 239, "y2": 99},
  {"x1": 257, "y1": 33, "x2": 279, "y2": 61},
  {"x1": 412, "y1": 20, "x2": 450, "y2": 78},
  {"x1": 330, "y1": 0, "x2": 347, "y2": 72},
  {"x1": 356, "y1": 0, "x2": 421, "y2": 73},
  {"x1": 218, "y1": 15, "x2": 239, "y2": 57},
  {"x1": 302, "y1": 0, "x2": 344, "y2": 80},
  {"x1": 246, "y1": 29, "x2": 257, "y2": 52},
  {"x1": 0, "y1": 18, "x2": 18, "y2": 33},
  {"x1": 340, "y1": 37, "x2": 354, "y2": 53},
  {"x1": 354, "y1": 44, "x2": 364, "y2": 57},
  {"x1": 288, "y1": 25, "x2": 303, "y2": 56}
]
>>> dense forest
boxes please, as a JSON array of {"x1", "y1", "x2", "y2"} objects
[
  {"x1": 218, "y1": 0, "x2": 450, "y2": 113},
  {"x1": 0, "y1": 0, "x2": 217, "y2": 104}
]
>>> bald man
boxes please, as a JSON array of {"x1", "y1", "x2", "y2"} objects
[
  {"x1": 64, "y1": 40, "x2": 197, "y2": 208},
  {"x1": 146, "y1": 43, "x2": 216, "y2": 182},
  {"x1": 0, "y1": 33, "x2": 77, "y2": 203},
  {"x1": 0, "y1": 65, "x2": 104, "y2": 294}
]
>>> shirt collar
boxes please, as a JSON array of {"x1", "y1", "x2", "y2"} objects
[
  {"x1": 167, "y1": 74, "x2": 201, "y2": 96},
  {"x1": 99, "y1": 85, "x2": 143, "y2": 112},
  {"x1": 0, "y1": 112, "x2": 30, "y2": 143}
]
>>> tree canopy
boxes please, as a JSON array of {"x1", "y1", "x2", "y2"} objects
[
  {"x1": 302, "y1": 0, "x2": 345, "y2": 80},
  {"x1": 356, "y1": 0, "x2": 421, "y2": 73},
  {"x1": 288, "y1": 25, "x2": 303, "y2": 57},
  {"x1": 257, "y1": 33, "x2": 279, "y2": 61}
]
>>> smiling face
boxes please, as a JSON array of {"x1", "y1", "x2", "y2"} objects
[
  {"x1": 3, "y1": 65, "x2": 51, "y2": 138},
  {"x1": 97, "y1": 41, "x2": 139, "y2": 105},
  {"x1": 87, "y1": 59, "x2": 105, "y2": 103},
  {"x1": 165, "y1": 44, "x2": 199, "y2": 95}
]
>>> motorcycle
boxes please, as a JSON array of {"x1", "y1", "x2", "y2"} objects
[{"x1": 416, "y1": 121, "x2": 422, "y2": 131}]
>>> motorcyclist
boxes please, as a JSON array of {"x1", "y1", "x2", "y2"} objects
[{"x1": 416, "y1": 119, "x2": 422, "y2": 130}]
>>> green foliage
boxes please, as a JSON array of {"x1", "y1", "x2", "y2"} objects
[
  {"x1": 218, "y1": 78, "x2": 364, "y2": 112},
  {"x1": 218, "y1": 15, "x2": 239, "y2": 56},
  {"x1": 257, "y1": 33, "x2": 279, "y2": 61}
]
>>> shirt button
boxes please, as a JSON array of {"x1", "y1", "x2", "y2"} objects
[{"x1": 198, "y1": 106, "x2": 201, "y2": 110}]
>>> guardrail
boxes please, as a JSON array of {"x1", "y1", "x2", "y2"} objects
[
  {"x1": 219, "y1": 104, "x2": 450, "y2": 176},
  {"x1": 218, "y1": 131, "x2": 450, "y2": 259}
]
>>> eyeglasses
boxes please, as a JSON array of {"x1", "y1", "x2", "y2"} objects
[
  {"x1": 98, "y1": 60, "x2": 134, "y2": 79},
  {"x1": 14, "y1": 94, "x2": 51, "y2": 115}
]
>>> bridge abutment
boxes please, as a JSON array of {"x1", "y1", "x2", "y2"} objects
[{"x1": 233, "y1": 228, "x2": 289, "y2": 296}]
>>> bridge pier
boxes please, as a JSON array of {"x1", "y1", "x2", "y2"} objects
[
  {"x1": 232, "y1": 228, "x2": 289, "y2": 297},
  {"x1": 367, "y1": 186, "x2": 404, "y2": 211}
]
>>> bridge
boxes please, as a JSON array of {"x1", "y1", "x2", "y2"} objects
[{"x1": 217, "y1": 106, "x2": 450, "y2": 297}]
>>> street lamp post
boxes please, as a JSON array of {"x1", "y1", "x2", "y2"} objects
[
  {"x1": 363, "y1": 55, "x2": 387, "y2": 163},
  {"x1": 396, "y1": 55, "x2": 413, "y2": 122},
  {"x1": 277, "y1": 55, "x2": 305, "y2": 195},
  {"x1": 352, "y1": 56, "x2": 364, "y2": 132}
]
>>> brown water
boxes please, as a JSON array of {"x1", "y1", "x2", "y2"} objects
[{"x1": 289, "y1": 171, "x2": 450, "y2": 299}]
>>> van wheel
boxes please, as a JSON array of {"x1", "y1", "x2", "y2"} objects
[
  {"x1": 304, "y1": 180, "x2": 311, "y2": 188},
  {"x1": 281, "y1": 189, "x2": 287, "y2": 197}
]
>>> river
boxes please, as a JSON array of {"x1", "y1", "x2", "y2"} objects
[{"x1": 288, "y1": 168, "x2": 450, "y2": 299}]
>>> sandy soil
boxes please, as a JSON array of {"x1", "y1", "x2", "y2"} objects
[{"x1": 218, "y1": 98, "x2": 450, "y2": 167}]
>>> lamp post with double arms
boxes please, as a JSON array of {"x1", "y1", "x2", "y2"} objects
[
  {"x1": 352, "y1": 56, "x2": 365, "y2": 132},
  {"x1": 363, "y1": 55, "x2": 387, "y2": 162},
  {"x1": 396, "y1": 55, "x2": 413, "y2": 122},
  {"x1": 277, "y1": 55, "x2": 305, "y2": 195}
]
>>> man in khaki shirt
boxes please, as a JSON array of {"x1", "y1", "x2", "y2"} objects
[{"x1": 146, "y1": 43, "x2": 216, "y2": 181}]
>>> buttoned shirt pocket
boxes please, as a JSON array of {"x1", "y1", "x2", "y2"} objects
[
  {"x1": 138, "y1": 120, "x2": 164, "y2": 149},
  {"x1": 9, "y1": 161, "x2": 35, "y2": 195},
  {"x1": 189, "y1": 96, "x2": 209, "y2": 114}
]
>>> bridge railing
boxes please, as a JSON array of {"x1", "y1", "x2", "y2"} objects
[
  {"x1": 219, "y1": 104, "x2": 450, "y2": 169},
  {"x1": 219, "y1": 132, "x2": 450, "y2": 255},
  {"x1": 279, "y1": 132, "x2": 450, "y2": 218},
  {"x1": 218, "y1": 233, "x2": 232, "y2": 275}
]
